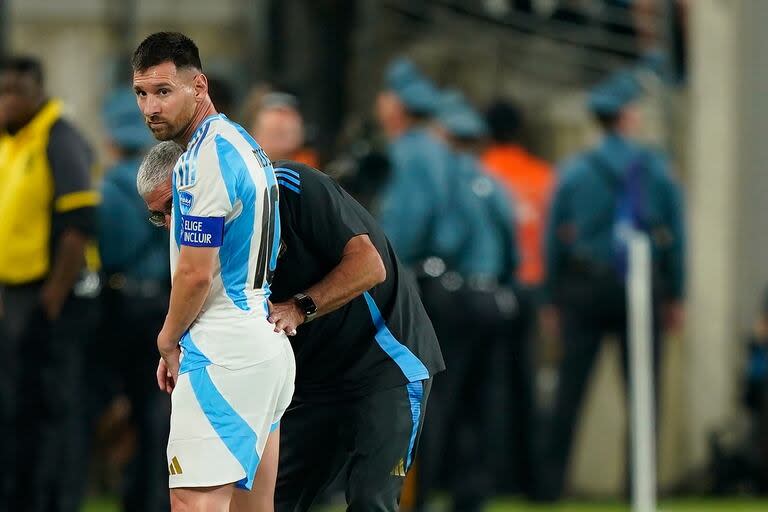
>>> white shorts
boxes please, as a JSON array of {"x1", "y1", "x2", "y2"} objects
[{"x1": 167, "y1": 339, "x2": 295, "y2": 490}]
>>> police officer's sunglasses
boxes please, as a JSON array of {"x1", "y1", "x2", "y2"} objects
[{"x1": 148, "y1": 199, "x2": 172, "y2": 228}]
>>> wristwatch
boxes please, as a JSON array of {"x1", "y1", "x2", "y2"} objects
[{"x1": 293, "y1": 293, "x2": 318, "y2": 321}]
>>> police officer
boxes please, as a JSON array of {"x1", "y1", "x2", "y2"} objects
[
  {"x1": 89, "y1": 88, "x2": 171, "y2": 512},
  {"x1": 0, "y1": 56, "x2": 100, "y2": 512},
  {"x1": 538, "y1": 70, "x2": 686, "y2": 500},
  {"x1": 373, "y1": 58, "x2": 467, "y2": 273},
  {"x1": 374, "y1": 63, "x2": 477, "y2": 507},
  {"x1": 414, "y1": 91, "x2": 519, "y2": 512}
]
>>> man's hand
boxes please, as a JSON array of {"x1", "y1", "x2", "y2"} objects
[
  {"x1": 268, "y1": 300, "x2": 304, "y2": 336},
  {"x1": 40, "y1": 282, "x2": 68, "y2": 321},
  {"x1": 156, "y1": 357, "x2": 177, "y2": 394},
  {"x1": 662, "y1": 300, "x2": 685, "y2": 334}
]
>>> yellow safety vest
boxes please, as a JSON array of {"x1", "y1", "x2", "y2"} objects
[{"x1": 0, "y1": 100, "x2": 99, "y2": 284}]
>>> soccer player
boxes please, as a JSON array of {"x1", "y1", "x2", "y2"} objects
[
  {"x1": 132, "y1": 32, "x2": 295, "y2": 512},
  {"x1": 138, "y1": 141, "x2": 445, "y2": 511}
]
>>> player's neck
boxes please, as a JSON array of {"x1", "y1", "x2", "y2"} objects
[{"x1": 177, "y1": 99, "x2": 218, "y2": 146}]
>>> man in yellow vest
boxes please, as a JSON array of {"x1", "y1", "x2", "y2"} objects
[{"x1": 0, "y1": 56, "x2": 100, "y2": 512}]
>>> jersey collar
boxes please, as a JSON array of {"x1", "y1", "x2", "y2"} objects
[{"x1": 187, "y1": 113, "x2": 223, "y2": 149}]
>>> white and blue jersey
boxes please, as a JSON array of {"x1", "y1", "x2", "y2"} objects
[{"x1": 170, "y1": 113, "x2": 282, "y2": 372}]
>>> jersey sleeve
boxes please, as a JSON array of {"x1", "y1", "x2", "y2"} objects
[
  {"x1": 47, "y1": 120, "x2": 99, "y2": 235},
  {"x1": 174, "y1": 137, "x2": 232, "y2": 248},
  {"x1": 296, "y1": 168, "x2": 370, "y2": 262}
]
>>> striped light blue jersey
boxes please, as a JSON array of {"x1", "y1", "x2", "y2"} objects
[{"x1": 171, "y1": 114, "x2": 282, "y2": 371}]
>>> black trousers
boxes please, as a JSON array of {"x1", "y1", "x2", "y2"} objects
[
  {"x1": 537, "y1": 275, "x2": 661, "y2": 501},
  {"x1": 276, "y1": 380, "x2": 432, "y2": 512},
  {"x1": 415, "y1": 280, "x2": 512, "y2": 512},
  {"x1": 82, "y1": 287, "x2": 171, "y2": 512},
  {"x1": 0, "y1": 283, "x2": 98, "y2": 512},
  {"x1": 490, "y1": 286, "x2": 537, "y2": 498}
]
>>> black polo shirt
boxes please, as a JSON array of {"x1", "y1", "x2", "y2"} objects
[{"x1": 269, "y1": 160, "x2": 444, "y2": 402}]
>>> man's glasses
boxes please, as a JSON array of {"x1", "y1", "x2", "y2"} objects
[{"x1": 148, "y1": 199, "x2": 172, "y2": 227}]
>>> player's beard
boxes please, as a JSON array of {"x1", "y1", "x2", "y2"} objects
[
  {"x1": 148, "y1": 106, "x2": 195, "y2": 142},
  {"x1": 148, "y1": 120, "x2": 183, "y2": 141}
]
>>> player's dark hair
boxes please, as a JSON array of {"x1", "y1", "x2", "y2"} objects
[
  {"x1": 131, "y1": 32, "x2": 202, "y2": 72},
  {"x1": 0, "y1": 56, "x2": 44, "y2": 87},
  {"x1": 594, "y1": 112, "x2": 621, "y2": 133}
]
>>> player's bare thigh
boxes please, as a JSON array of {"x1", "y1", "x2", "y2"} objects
[
  {"x1": 171, "y1": 483, "x2": 234, "y2": 512},
  {"x1": 230, "y1": 427, "x2": 281, "y2": 512}
]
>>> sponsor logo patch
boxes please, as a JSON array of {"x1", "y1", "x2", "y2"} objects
[{"x1": 179, "y1": 191, "x2": 194, "y2": 214}]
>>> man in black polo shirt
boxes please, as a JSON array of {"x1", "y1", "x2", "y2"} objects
[
  {"x1": 139, "y1": 142, "x2": 443, "y2": 511},
  {"x1": 267, "y1": 159, "x2": 444, "y2": 511}
]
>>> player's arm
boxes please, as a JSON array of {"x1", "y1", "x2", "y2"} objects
[
  {"x1": 157, "y1": 245, "x2": 217, "y2": 362},
  {"x1": 44, "y1": 121, "x2": 100, "y2": 320},
  {"x1": 158, "y1": 137, "x2": 230, "y2": 377}
]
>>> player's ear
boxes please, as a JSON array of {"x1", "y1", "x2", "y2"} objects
[{"x1": 194, "y1": 73, "x2": 208, "y2": 101}]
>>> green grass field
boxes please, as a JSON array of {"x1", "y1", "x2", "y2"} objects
[
  {"x1": 486, "y1": 499, "x2": 768, "y2": 511},
  {"x1": 81, "y1": 497, "x2": 768, "y2": 512}
]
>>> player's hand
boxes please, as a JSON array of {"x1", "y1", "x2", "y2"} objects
[
  {"x1": 157, "y1": 331, "x2": 181, "y2": 392},
  {"x1": 158, "y1": 346, "x2": 180, "y2": 392},
  {"x1": 268, "y1": 300, "x2": 304, "y2": 337},
  {"x1": 156, "y1": 357, "x2": 177, "y2": 394}
]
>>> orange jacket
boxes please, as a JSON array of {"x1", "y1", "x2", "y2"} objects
[
  {"x1": 291, "y1": 148, "x2": 320, "y2": 169},
  {"x1": 482, "y1": 144, "x2": 554, "y2": 287}
]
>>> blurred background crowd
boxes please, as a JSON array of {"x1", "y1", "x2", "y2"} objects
[{"x1": 3, "y1": 0, "x2": 768, "y2": 511}]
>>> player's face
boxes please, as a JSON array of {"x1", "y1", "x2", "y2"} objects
[
  {"x1": 133, "y1": 61, "x2": 198, "y2": 142},
  {"x1": 0, "y1": 71, "x2": 43, "y2": 129},
  {"x1": 144, "y1": 177, "x2": 174, "y2": 230}
]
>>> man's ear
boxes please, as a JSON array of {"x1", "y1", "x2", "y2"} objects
[{"x1": 194, "y1": 73, "x2": 209, "y2": 101}]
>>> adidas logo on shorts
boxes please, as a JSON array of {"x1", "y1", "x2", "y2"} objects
[
  {"x1": 391, "y1": 458, "x2": 406, "y2": 477},
  {"x1": 168, "y1": 456, "x2": 183, "y2": 475}
]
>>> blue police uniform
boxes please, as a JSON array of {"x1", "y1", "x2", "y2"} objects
[
  {"x1": 454, "y1": 152, "x2": 515, "y2": 279},
  {"x1": 537, "y1": 70, "x2": 686, "y2": 501},
  {"x1": 545, "y1": 134, "x2": 685, "y2": 300},
  {"x1": 378, "y1": 128, "x2": 467, "y2": 267},
  {"x1": 376, "y1": 60, "x2": 469, "y2": 271},
  {"x1": 436, "y1": 90, "x2": 518, "y2": 282},
  {"x1": 414, "y1": 89, "x2": 524, "y2": 512}
]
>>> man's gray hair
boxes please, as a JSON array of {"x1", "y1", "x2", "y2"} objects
[{"x1": 136, "y1": 141, "x2": 184, "y2": 197}]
